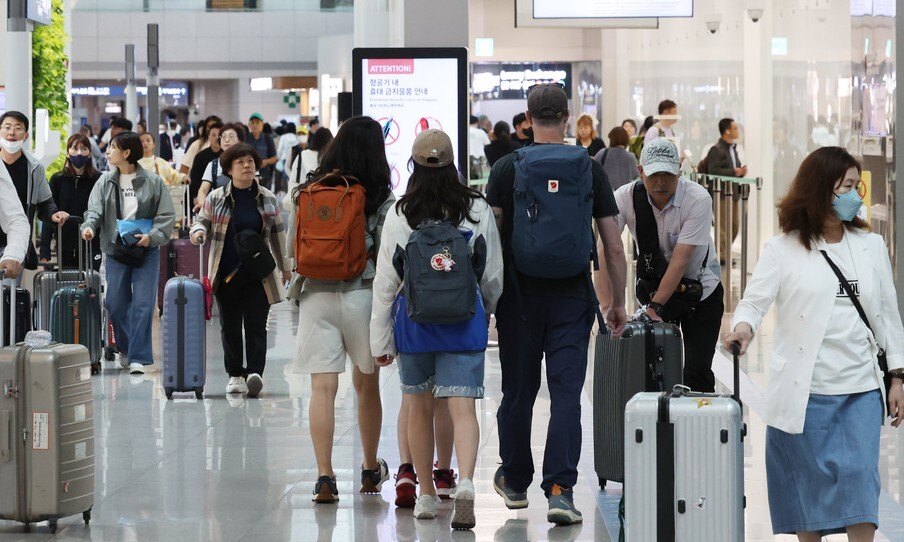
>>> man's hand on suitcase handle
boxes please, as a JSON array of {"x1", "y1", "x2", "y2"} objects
[
  {"x1": 722, "y1": 323, "x2": 753, "y2": 356},
  {"x1": 81, "y1": 227, "x2": 94, "y2": 241},
  {"x1": 606, "y1": 305, "x2": 627, "y2": 337},
  {"x1": 191, "y1": 231, "x2": 205, "y2": 246}
]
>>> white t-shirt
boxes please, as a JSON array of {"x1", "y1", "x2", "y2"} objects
[
  {"x1": 810, "y1": 234, "x2": 880, "y2": 394},
  {"x1": 119, "y1": 172, "x2": 139, "y2": 220},
  {"x1": 469, "y1": 126, "x2": 491, "y2": 159},
  {"x1": 614, "y1": 179, "x2": 721, "y2": 300},
  {"x1": 201, "y1": 158, "x2": 223, "y2": 183}
]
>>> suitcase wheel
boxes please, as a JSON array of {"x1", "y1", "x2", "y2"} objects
[
  {"x1": 598, "y1": 477, "x2": 607, "y2": 490},
  {"x1": 164, "y1": 387, "x2": 174, "y2": 400},
  {"x1": 90, "y1": 362, "x2": 101, "y2": 375},
  {"x1": 48, "y1": 520, "x2": 57, "y2": 534},
  {"x1": 104, "y1": 347, "x2": 115, "y2": 361},
  {"x1": 83, "y1": 508, "x2": 92, "y2": 525},
  {"x1": 194, "y1": 388, "x2": 204, "y2": 400}
]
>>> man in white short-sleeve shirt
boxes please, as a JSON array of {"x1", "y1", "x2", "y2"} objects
[{"x1": 610, "y1": 138, "x2": 724, "y2": 392}]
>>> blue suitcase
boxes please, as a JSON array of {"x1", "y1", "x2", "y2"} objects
[{"x1": 162, "y1": 243, "x2": 207, "y2": 399}]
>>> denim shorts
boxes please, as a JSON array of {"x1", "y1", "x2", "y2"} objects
[{"x1": 397, "y1": 351, "x2": 485, "y2": 398}]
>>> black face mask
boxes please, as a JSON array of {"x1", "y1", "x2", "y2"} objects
[
  {"x1": 69, "y1": 155, "x2": 91, "y2": 169},
  {"x1": 523, "y1": 127, "x2": 534, "y2": 139}
]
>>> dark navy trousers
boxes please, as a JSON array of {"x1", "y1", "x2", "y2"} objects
[{"x1": 495, "y1": 292, "x2": 594, "y2": 494}]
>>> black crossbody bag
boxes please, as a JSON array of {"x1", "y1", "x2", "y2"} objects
[{"x1": 820, "y1": 250, "x2": 892, "y2": 398}]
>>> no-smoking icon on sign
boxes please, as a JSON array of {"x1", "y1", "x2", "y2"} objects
[{"x1": 378, "y1": 118, "x2": 401, "y2": 145}]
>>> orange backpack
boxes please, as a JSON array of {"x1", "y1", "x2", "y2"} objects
[{"x1": 294, "y1": 171, "x2": 368, "y2": 280}]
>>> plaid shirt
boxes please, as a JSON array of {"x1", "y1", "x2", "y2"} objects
[{"x1": 190, "y1": 181, "x2": 289, "y2": 304}]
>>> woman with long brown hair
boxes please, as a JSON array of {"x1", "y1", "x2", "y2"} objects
[{"x1": 724, "y1": 146, "x2": 904, "y2": 541}]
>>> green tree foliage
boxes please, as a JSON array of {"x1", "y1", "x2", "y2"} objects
[{"x1": 32, "y1": 0, "x2": 69, "y2": 176}]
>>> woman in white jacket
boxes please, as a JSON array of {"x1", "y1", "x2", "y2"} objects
[
  {"x1": 724, "y1": 146, "x2": 904, "y2": 542},
  {"x1": 371, "y1": 129, "x2": 503, "y2": 528}
]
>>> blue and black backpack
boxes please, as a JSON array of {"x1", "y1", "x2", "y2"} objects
[{"x1": 512, "y1": 145, "x2": 596, "y2": 278}]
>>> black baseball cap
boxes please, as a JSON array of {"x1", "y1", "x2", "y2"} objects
[{"x1": 527, "y1": 83, "x2": 568, "y2": 120}]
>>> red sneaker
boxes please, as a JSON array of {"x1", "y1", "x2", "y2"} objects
[
  {"x1": 434, "y1": 467, "x2": 457, "y2": 500},
  {"x1": 394, "y1": 463, "x2": 417, "y2": 508}
]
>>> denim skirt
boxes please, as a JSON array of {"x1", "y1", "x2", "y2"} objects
[{"x1": 766, "y1": 390, "x2": 882, "y2": 536}]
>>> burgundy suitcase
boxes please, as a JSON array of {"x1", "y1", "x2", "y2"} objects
[{"x1": 158, "y1": 239, "x2": 210, "y2": 314}]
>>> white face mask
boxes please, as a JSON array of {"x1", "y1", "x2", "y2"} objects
[{"x1": 0, "y1": 138, "x2": 24, "y2": 154}]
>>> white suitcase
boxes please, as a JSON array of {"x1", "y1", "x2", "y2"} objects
[{"x1": 624, "y1": 346, "x2": 745, "y2": 542}]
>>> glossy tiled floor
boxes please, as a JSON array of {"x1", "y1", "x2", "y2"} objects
[{"x1": 2, "y1": 271, "x2": 904, "y2": 541}]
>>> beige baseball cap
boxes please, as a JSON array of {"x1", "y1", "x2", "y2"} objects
[{"x1": 412, "y1": 129, "x2": 454, "y2": 168}]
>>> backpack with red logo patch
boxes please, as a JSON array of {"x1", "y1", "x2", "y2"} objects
[
  {"x1": 512, "y1": 145, "x2": 596, "y2": 278},
  {"x1": 294, "y1": 171, "x2": 368, "y2": 280},
  {"x1": 393, "y1": 221, "x2": 486, "y2": 324}
]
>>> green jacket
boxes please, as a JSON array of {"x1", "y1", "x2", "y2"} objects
[{"x1": 81, "y1": 165, "x2": 175, "y2": 255}]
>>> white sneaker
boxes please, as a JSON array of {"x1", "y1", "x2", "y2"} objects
[
  {"x1": 246, "y1": 373, "x2": 263, "y2": 398},
  {"x1": 451, "y1": 478, "x2": 476, "y2": 530},
  {"x1": 118, "y1": 354, "x2": 129, "y2": 369},
  {"x1": 413, "y1": 494, "x2": 441, "y2": 519},
  {"x1": 128, "y1": 362, "x2": 145, "y2": 375},
  {"x1": 226, "y1": 376, "x2": 248, "y2": 394}
]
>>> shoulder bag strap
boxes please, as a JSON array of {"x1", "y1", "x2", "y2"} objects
[
  {"x1": 599, "y1": 148, "x2": 609, "y2": 167},
  {"x1": 113, "y1": 178, "x2": 122, "y2": 220},
  {"x1": 632, "y1": 182, "x2": 668, "y2": 277}
]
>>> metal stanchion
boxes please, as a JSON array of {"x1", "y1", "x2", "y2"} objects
[
  {"x1": 756, "y1": 176, "x2": 763, "y2": 259},
  {"x1": 722, "y1": 180, "x2": 733, "y2": 313},
  {"x1": 740, "y1": 182, "x2": 751, "y2": 296}
]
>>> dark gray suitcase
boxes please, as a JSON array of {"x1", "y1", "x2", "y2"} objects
[
  {"x1": 33, "y1": 221, "x2": 101, "y2": 334},
  {"x1": 593, "y1": 320, "x2": 682, "y2": 488},
  {"x1": 0, "y1": 277, "x2": 95, "y2": 534},
  {"x1": 162, "y1": 243, "x2": 206, "y2": 399}
]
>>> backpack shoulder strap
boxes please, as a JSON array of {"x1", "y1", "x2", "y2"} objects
[{"x1": 212, "y1": 159, "x2": 218, "y2": 180}]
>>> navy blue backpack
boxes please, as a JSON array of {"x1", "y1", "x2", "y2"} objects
[{"x1": 512, "y1": 145, "x2": 596, "y2": 278}]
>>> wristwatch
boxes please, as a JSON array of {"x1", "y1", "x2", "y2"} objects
[
  {"x1": 889, "y1": 369, "x2": 904, "y2": 379},
  {"x1": 647, "y1": 302, "x2": 664, "y2": 316}
]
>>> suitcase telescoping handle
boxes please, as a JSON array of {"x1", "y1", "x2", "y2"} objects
[
  {"x1": 730, "y1": 341, "x2": 743, "y2": 410},
  {"x1": 199, "y1": 239, "x2": 205, "y2": 279},
  {"x1": 0, "y1": 270, "x2": 15, "y2": 348},
  {"x1": 56, "y1": 216, "x2": 89, "y2": 280}
]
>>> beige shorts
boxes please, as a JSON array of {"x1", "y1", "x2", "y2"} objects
[{"x1": 292, "y1": 288, "x2": 375, "y2": 374}]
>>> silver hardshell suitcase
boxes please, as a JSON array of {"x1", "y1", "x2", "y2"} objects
[
  {"x1": 624, "y1": 346, "x2": 745, "y2": 542},
  {"x1": 0, "y1": 278, "x2": 95, "y2": 534}
]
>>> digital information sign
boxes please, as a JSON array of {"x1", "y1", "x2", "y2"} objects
[{"x1": 353, "y1": 48, "x2": 468, "y2": 195}]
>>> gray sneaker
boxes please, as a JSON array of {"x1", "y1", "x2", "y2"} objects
[
  {"x1": 493, "y1": 467, "x2": 528, "y2": 509},
  {"x1": 546, "y1": 484, "x2": 582, "y2": 526}
]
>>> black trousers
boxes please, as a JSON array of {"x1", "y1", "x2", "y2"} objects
[
  {"x1": 675, "y1": 283, "x2": 724, "y2": 393},
  {"x1": 214, "y1": 278, "x2": 270, "y2": 378}
]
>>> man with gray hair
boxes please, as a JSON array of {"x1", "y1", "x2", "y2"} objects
[{"x1": 610, "y1": 138, "x2": 724, "y2": 393}]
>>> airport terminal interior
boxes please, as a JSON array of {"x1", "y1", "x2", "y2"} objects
[{"x1": 1, "y1": 0, "x2": 904, "y2": 540}]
